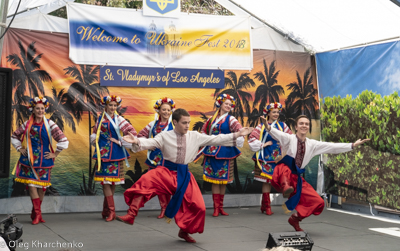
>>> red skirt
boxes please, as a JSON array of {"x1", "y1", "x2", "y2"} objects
[
  {"x1": 124, "y1": 166, "x2": 205, "y2": 234},
  {"x1": 272, "y1": 163, "x2": 324, "y2": 218}
]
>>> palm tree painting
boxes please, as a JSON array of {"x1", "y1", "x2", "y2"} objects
[
  {"x1": 247, "y1": 108, "x2": 262, "y2": 128},
  {"x1": 286, "y1": 67, "x2": 318, "y2": 132},
  {"x1": 279, "y1": 100, "x2": 298, "y2": 131},
  {"x1": 192, "y1": 112, "x2": 209, "y2": 132},
  {"x1": 253, "y1": 59, "x2": 285, "y2": 112},
  {"x1": 6, "y1": 40, "x2": 52, "y2": 130},
  {"x1": 215, "y1": 71, "x2": 255, "y2": 125},
  {"x1": 46, "y1": 87, "x2": 76, "y2": 133},
  {"x1": 65, "y1": 65, "x2": 109, "y2": 195}
]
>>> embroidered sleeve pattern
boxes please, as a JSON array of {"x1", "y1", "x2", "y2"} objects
[
  {"x1": 118, "y1": 117, "x2": 137, "y2": 137},
  {"x1": 248, "y1": 124, "x2": 263, "y2": 152},
  {"x1": 295, "y1": 140, "x2": 306, "y2": 168},
  {"x1": 176, "y1": 132, "x2": 186, "y2": 164},
  {"x1": 138, "y1": 122, "x2": 151, "y2": 138},
  {"x1": 49, "y1": 120, "x2": 69, "y2": 151},
  {"x1": 11, "y1": 121, "x2": 27, "y2": 151},
  {"x1": 283, "y1": 123, "x2": 293, "y2": 134},
  {"x1": 229, "y1": 116, "x2": 242, "y2": 132}
]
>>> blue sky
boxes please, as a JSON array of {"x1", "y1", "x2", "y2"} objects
[{"x1": 316, "y1": 40, "x2": 400, "y2": 99}]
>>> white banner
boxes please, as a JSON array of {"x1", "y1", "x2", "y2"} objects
[
  {"x1": 67, "y1": 3, "x2": 252, "y2": 70},
  {"x1": 143, "y1": 0, "x2": 181, "y2": 18}
]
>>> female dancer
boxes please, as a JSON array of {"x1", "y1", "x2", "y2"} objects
[
  {"x1": 137, "y1": 97, "x2": 175, "y2": 219},
  {"x1": 248, "y1": 102, "x2": 292, "y2": 215},
  {"x1": 91, "y1": 95, "x2": 137, "y2": 222},
  {"x1": 11, "y1": 97, "x2": 69, "y2": 224},
  {"x1": 200, "y1": 94, "x2": 244, "y2": 217}
]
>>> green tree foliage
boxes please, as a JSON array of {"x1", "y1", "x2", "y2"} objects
[{"x1": 321, "y1": 90, "x2": 400, "y2": 210}]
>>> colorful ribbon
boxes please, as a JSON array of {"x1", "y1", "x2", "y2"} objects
[{"x1": 255, "y1": 121, "x2": 283, "y2": 178}]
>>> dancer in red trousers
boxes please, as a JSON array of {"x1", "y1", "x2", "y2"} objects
[
  {"x1": 137, "y1": 97, "x2": 176, "y2": 219},
  {"x1": 248, "y1": 102, "x2": 292, "y2": 215},
  {"x1": 117, "y1": 108, "x2": 253, "y2": 243},
  {"x1": 262, "y1": 115, "x2": 369, "y2": 231},
  {"x1": 11, "y1": 97, "x2": 69, "y2": 225}
]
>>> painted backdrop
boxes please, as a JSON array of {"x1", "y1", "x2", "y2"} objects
[{"x1": 0, "y1": 28, "x2": 319, "y2": 198}]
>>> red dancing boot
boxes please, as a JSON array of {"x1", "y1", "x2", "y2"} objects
[
  {"x1": 116, "y1": 214, "x2": 135, "y2": 225},
  {"x1": 212, "y1": 194, "x2": 220, "y2": 217},
  {"x1": 30, "y1": 206, "x2": 35, "y2": 221},
  {"x1": 288, "y1": 213, "x2": 304, "y2": 231},
  {"x1": 281, "y1": 176, "x2": 294, "y2": 198},
  {"x1": 105, "y1": 196, "x2": 116, "y2": 222},
  {"x1": 39, "y1": 200, "x2": 46, "y2": 223},
  {"x1": 31, "y1": 198, "x2": 41, "y2": 225},
  {"x1": 157, "y1": 194, "x2": 170, "y2": 219},
  {"x1": 101, "y1": 197, "x2": 109, "y2": 219},
  {"x1": 116, "y1": 196, "x2": 144, "y2": 225},
  {"x1": 178, "y1": 229, "x2": 196, "y2": 243},
  {"x1": 219, "y1": 194, "x2": 229, "y2": 216},
  {"x1": 157, "y1": 208, "x2": 166, "y2": 219},
  {"x1": 263, "y1": 193, "x2": 274, "y2": 215},
  {"x1": 260, "y1": 193, "x2": 266, "y2": 213}
]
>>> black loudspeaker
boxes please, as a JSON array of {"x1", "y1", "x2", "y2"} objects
[
  {"x1": 266, "y1": 231, "x2": 314, "y2": 251},
  {"x1": 0, "y1": 68, "x2": 13, "y2": 178}
]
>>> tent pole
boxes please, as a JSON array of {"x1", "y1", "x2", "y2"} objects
[
  {"x1": 318, "y1": 36, "x2": 400, "y2": 53},
  {"x1": 0, "y1": 0, "x2": 10, "y2": 64}
]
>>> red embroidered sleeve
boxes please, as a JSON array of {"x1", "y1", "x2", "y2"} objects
[
  {"x1": 11, "y1": 121, "x2": 28, "y2": 150},
  {"x1": 49, "y1": 120, "x2": 69, "y2": 151},
  {"x1": 119, "y1": 117, "x2": 137, "y2": 136},
  {"x1": 229, "y1": 116, "x2": 242, "y2": 132},
  {"x1": 283, "y1": 123, "x2": 293, "y2": 134},
  {"x1": 248, "y1": 124, "x2": 262, "y2": 143},
  {"x1": 138, "y1": 122, "x2": 151, "y2": 138}
]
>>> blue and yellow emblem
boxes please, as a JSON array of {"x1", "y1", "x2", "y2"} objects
[{"x1": 146, "y1": 0, "x2": 179, "y2": 14}]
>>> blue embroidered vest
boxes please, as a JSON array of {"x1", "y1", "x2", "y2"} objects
[
  {"x1": 92, "y1": 116, "x2": 130, "y2": 162},
  {"x1": 202, "y1": 115, "x2": 241, "y2": 159},
  {"x1": 19, "y1": 123, "x2": 54, "y2": 168}
]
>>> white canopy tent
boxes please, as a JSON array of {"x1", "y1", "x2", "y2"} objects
[
  {"x1": 7, "y1": 0, "x2": 73, "y2": 19},
  {"x1": 7, "y1": 12, "x2": 68, "y2": 32},
  {"x1": 5, "y1": 0, "x2": 305, "y2": 52},
  {"x1": 216, "y1": 0, "x2": 400, "y2": 53}
]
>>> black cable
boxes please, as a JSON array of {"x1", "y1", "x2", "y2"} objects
[{"x1": 0, "y1": 0, "x2": 22, "y2": 40}]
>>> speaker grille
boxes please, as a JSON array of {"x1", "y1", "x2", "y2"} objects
[{"x1": 0, "y1": 68, "x2": 13, "y2": 178}]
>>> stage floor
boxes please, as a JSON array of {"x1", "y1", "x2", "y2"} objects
[{"x1": 2, "y1": 205, "x2": 400, "y2": 251}]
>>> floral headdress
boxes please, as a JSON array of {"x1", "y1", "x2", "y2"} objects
[
  {"x1": 154, "y1": 97, "x2": 176, "y2": 113},
  {"x1": 215, "y1": 94, "x2": 236, "y2": 110},
  {"x1": 100, "y1": 95, "x2": 122, "y2": 107},
  {"x1": 28, "y1": 96, "x2": 49, "y2": 112},
  {"x1": 263, "y1": 102, "x2": 282, "y2": 115}
]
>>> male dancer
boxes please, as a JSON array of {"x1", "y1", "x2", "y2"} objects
[
  {"x1": 118, "y1": 108, "x2": 253, "y2": 243},
  {"x1": 262, "y1": 115, "x2": 369, "y2": 231}
]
